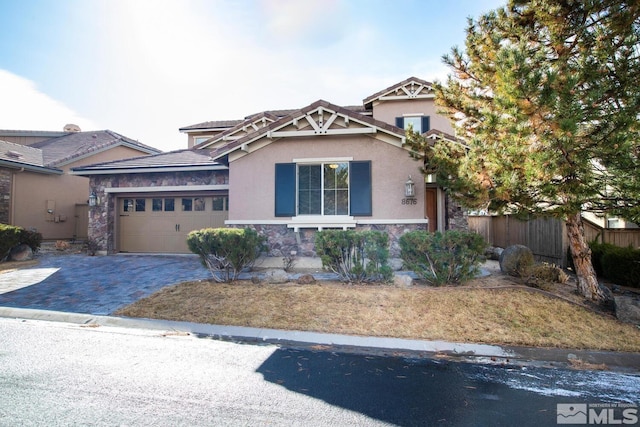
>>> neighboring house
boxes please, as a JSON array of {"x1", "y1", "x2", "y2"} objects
[
  {"x1": 0, "y1": 128, "x2": 161, "y2": 240},
  {"x1": 73, "y1": 77, "x2": 467, "y2": 255}
]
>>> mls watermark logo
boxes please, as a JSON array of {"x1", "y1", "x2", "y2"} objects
[
  {"x1": 557, "y1": 403, "x2": 639, "y2": 425},
  {"x1": 557, "y1": 404, "x2": 587, "y2": 424}
]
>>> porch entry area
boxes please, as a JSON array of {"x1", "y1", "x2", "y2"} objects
[{"x1": 118, "y1": 195, "x2": 228, "y2": 253}]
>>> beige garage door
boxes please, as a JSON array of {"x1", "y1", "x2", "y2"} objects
[{"x1": 119, "y1": 195, "x2": 229, "y2": 253}]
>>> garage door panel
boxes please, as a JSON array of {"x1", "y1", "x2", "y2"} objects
[{"x1": 118, "y1": 196, "x2": 229, "y2": 253}]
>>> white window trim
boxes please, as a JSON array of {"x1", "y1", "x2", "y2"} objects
[
  {"x1": 295, "y1": 160, "x2": 351, "y2": 217},
  {"x1": 292, "y1": 156, "x2": 353, "y2": 163}
]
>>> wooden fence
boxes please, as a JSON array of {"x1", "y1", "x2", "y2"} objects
[{"x1": 469, "y1": 215, "x2": 640, "y2": 268}]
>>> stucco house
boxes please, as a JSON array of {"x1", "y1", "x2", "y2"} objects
[
  {"x1": 72, "y1": 77, "x2": 467, "y2": 256},
  {"x1": 0, "y1": 128, "x2": 160, "y2": 241}
]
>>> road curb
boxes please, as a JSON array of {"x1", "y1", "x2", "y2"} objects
[{"x1": 1, "y1": 306, "x2": 639, "y2": 372}]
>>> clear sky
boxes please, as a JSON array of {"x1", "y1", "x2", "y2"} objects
[{"x1": 0, "y1": 0, "x2": 504, "y2": 152}]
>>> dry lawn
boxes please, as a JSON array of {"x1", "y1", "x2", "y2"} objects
[{"x1": 116, "y1": 273, "x2": 640, "y2": 352}]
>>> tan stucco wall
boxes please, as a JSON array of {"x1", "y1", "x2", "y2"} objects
[
  {"x1": 371, "y1": 99, "x2": 455, "y2": 134},
  {"x1": 228, "y1": 135, "x2": 425, "y2": 221},
  {"x1": 186, "y1": 130, "x2": 226, "y2": 149},
  {"x1": 11, "y1": 145, "x2": 154, "y2": 240}
]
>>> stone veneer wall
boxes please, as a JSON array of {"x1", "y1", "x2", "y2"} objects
[
  {"x1": 248, "y1": 223, "x2": 428, "y2": 258},
  {"x1": 89, "y1": 170, "x2": 229, "y2": 254},
  {"x1": 0, "y1": 169, "x2": 11, "y2": 224},
  {"x1": 446, "y1": 193, "x2": 469, "y2": 231}
]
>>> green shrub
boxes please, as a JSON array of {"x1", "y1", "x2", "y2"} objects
[
  {"x1": 500, "y1": 245, "x2": 535, "y2": 278},
  {"x1": 0, "y1": 224, "x2": 42, "y2": 260},
  {"x1": 187, "y1": 228, "x2": 265, "y2": 282},
  {"x1": 314, "y1": 230, "x2": 392, "y2": 283},
  {"x1": 20, "y1": 229, "x2": 42, "y2": 253},
  {"x1": 399, "y1": 230, "x2": 486, "y2": 286},
  {"x1": 601, "y1": 246, "x2": 640, "y2": 288},
  {"x1": 589, "y1": 241, "x2": 617, "y2": 277}
]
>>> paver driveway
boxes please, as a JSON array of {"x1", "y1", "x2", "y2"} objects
[{"x1": 0, "y1": 254, "x2": 211, "y2": 315}]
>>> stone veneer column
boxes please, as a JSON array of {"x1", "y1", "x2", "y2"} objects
[
  {"x1": 446, "y1": 193, "x2": 469, "y2": 231},
  {"x1": 0, "y1": 169, "x2": 11, "y2": 224},
  {"x1": 88, "y1": 177, "x2": 110, "y2": 254}
]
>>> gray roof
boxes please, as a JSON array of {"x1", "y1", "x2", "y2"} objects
[
  {"x1": 179, "y1": 105, "x2": 372, "y2": 132},
  {"x1": 209, "y1": 99, "x2": 404, "y2": 160},
  {"x1": 0, "y1": 129, "x2": 70, "y2": 139},
  {"x1": 31, "y1": 130, "x2": 161, "y2": 167},
  {"x1": 71, "y1": 149, "x2": 224, "y2": 174},
  {"x1": 178, "y1": 119, "x2": 245, "y2": 132},
  {"x1": 0, "y1": 140, "x2": 62, "y2": 174}
]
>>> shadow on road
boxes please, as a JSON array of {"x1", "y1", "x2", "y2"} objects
[{"x1": 256, "y1": 347, "x2": 560, "y2": 426}]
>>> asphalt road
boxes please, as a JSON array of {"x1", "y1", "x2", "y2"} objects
[{"x1": 1, "y1": 318, "x2": 638, "y2": 426}]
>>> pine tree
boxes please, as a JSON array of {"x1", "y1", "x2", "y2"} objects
[{"x1": 413, "y1": 0, "x2": 640, "y2": 303}]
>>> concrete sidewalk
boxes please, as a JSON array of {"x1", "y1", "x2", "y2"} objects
[{"x1": 1, "y1": 306, "x2": 639, "y2": 374}]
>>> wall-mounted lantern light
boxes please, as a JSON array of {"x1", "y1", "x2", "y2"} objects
[
  {"x1": 405, "y1": 175, "x2": 415, "y2": 198},
  {"x1": 89, "y1": 191, "x2": 98, "y2": 207}
]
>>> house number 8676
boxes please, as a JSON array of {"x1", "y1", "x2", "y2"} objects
[{"x1": 402, "y1": 198, "x2": 417, "y2": 205}]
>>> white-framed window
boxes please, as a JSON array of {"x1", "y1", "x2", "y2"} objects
[
  {"x1": 297, "y1": 162, "x2": 349, "y2": 216},
  {"x1": 396, "y1": 115, "x2": 430, "y2": 133},
  {"x1": 275, "y1": 160, "x2": 371, "y2": 218},
  {"x1": 193, "y1": 135, "x2": 212, "y2": 146}
]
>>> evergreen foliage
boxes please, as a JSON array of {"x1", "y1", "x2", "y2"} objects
[
  {"x1": 0, "y1": 224, "x2": 42, "y2": 260},
  {"x1": 399, "y1": 230, "x2": 486, "y2": 286},
  {"x1": 314, "y1": 230, "x2": 393, "y2": 283},
  {"x1": 187, "y1": 228, "x2": 265, "y2": 282},
  {"x1": 405, "y1": 0, "x2": 640, "y2": 302}
]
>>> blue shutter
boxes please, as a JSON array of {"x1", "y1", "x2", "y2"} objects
[
  {"x1": 421, "y1": 116, "x2": 430, "y2": 133},
  {"x1": 349, "y1": 161, "x2": 372, "y2": 216},
  {"x1": 275, "y1": 163, "x2": 295, "y2": 217},
  {"x1": 395, "y1": 117, "x2": 404, "y2": 129}
]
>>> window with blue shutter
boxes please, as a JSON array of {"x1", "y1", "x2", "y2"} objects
[
  {"x1": 421, "y1": 116, "x2": 430, "y2": 132},
  {"x1": 395, "y1": 116, "x2": 430, "y2": 133},
  {"x1": 349, "y1": 161, "x2": 372, "y2": 216},
  {"x1": 275, "y1": 163, "x2": 296, "y2": 216},
  {"x1": 275, "y1": 161, "x2": 372, "y2": 217}
]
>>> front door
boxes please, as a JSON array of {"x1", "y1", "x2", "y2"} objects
[{"x1": 425, "y1": 188, "x2": 438, "y2": 232}]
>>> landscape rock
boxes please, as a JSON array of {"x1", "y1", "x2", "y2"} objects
[
  {"x1": 614, "y1": 295, "x2": 640, "y2": 325},
  {"x1": 499, "y1": 244, "x2": 534, "y2": 277},
  {"x1": 264, "y1": 269, "x2": 289, "y2": 284},
  {"x1": 9, "y1": 244, "x2": 33, "y2": 261},
  {"x1": 486, "y1": 246, "x2": 504, "y2": 261},
  {"x1": 296, "y1": 274, "x2": 316, "y2": 285},
  {"x1": 388, "y1": 258, "x2": 404, "y2": 271},
  {"x1": 393, "y1": 274, "x2": 413, "y2": 287}
]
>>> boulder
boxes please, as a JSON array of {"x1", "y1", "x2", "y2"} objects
[
  {"x1": 388, "y1": 258, "x2": 404, "y2": 271},
  {"x1": 614, "y1": 296, "x2": 640, "y2": 325},
  {"x1": 499, "y1": 244, "x2": 534, "y2": 277},
  {"x1": 9, "y1": 244, "x2": 33, "y2": 261},
  {"x1": 393, "y1": 274, "x2": 413, "y2": 287},
  {"x1": 296, "y1": 274, "x2": 316, "y2": 285},
  {"x1": 264, "y1": 269, "x2": 289, "y2": 284}
]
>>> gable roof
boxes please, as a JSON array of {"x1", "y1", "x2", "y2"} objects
[
  {"x1": 30, "y1": 130, "x2": 161, "y2": 167},
  {"x1": 0, "y1": 129, "x2": 70, "y2": 139},
  {"x1": 71, "y1": 149, "x2": 225, "y2": 175},
  {"x1": 209, "y1": 99, "x2": 405, "y2": 162},
  {"x1": 0, "y1": 140, "x2": 62, "y2": 174},
  {"x1": 198, "y1": 112, "x2": 279, "y2": 149},
  {"x1": 179, "y1": 106, "x2": 371, "y2": 134},
  {"x1": 363, "y1": 76, "x2": 435, "y2": 108}
]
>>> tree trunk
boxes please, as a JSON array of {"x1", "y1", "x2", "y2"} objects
[{"x1": 565, "y1": 212, "x2": 612, "y2": 305}]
